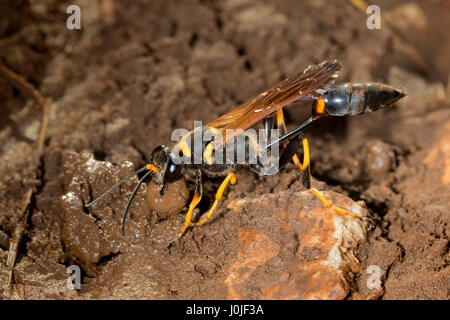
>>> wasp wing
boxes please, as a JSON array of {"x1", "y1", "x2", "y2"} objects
[{"x1": 207, "y1": 60, "x2": 341, "y2": 145}]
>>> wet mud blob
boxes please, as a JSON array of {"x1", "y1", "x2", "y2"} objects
[{"x1": 145, "y1": 178, "x2": 190, "y2": 219}]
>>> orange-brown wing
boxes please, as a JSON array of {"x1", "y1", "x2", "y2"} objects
[{"x1": 207, "y1": 60, "x2": 341, "y2": 145}]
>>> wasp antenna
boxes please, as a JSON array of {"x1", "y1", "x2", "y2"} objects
[
  {"x1": 85, "y1": 166, "x2": 149, "y2": 208},
  {"x1": 121, "y1": 170, "x2": 154, "y2": 239}
]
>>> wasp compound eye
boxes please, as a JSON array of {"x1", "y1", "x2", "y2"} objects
[
  {"x1": 151, "y1": 145, "x2": 167, "y2": 164},
  {"x1": 164, "y1": 159, "x2": 182, "y2": 183}
]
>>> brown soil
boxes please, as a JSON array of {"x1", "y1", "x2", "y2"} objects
[{"x1": 0, "y1": 0, "x2": 449, "y2": 300}]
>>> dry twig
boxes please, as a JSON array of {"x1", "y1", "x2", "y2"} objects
[
  {"x1": 6, "y1": 189, "x2": 33, "y2": 296},
  {"x1": 0, "y1": 61, "x2": 51, "y2": 154}
]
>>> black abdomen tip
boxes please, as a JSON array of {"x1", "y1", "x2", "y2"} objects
[{"x1": 394, "y1": 89, "x2": 407, "y2": 99}]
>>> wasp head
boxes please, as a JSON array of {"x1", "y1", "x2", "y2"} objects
[{"x1": 150, "y1": 145, "x2": 183, "y2": 196}]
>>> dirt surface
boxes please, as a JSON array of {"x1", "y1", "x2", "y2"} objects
[{"x1": 0, "y1": 0, "x2": 449, "y2": 299}]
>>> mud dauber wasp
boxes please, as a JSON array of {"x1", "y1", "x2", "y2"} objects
[{"x1": 85, "y1": 60, "x2": 406, "y2": 246}]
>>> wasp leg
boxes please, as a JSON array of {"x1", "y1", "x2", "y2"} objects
[
  {"x1": 193, "y1": 172, "x2": 237, "y2": 227},
  {"x1": 294, "y1": 135, "x2": 359, "y2": 218},
  {"x1": 169, "y1": 170, "x2": 203, "y2": 248},
  {"x1": 276, "y1": 111, "x2": 359, "y2": 219},
  {"x1": 248, "y1": 110, "x2": 294, "y2": 175},
  {"x1": 276, "y1": 108, "x2": 305, "y2": 171},
  {"x1": 276, "y1": 109, "x2": 287, "y2": 135}
]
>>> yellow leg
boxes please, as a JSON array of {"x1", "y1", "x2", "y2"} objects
[
  {"x1": 177, "y1": 190, "x2": 202, "y2": 239},
  {"x1": 310, "y1": 188, "x2": 358, "y2": 218},
  {"x1": 277, "y1": 108, "x2": 359, "y2": 219},
  {"x1": 195, "y1": 172, "x2": 237, "y2": 226},
  {"x1": 276, "y1": 109, "x2": 286, "y2": 132},
  {"x1": 300, "y1": 137, "x2": 358, "y2": 218},
  {"x1": 174, "y1": 170, "x2": 202, "y2": 241},
  {"x1": 292, "y1": 137, "x2": 309, "y2": 171},
  {"x1": 277, "y1": 108, "x2": 309, "y2": 172},
  {"x1": 277, "y1": 109, "x2": 307, "y2": 172}
]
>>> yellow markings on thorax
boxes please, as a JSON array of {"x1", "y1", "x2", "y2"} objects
[
  {"x1": 177, "y1": 135, "x2": 192, "y2": 157},
  {"x1": 203, "y1": 128, "x2": 261, "y2": 165},
  {"x1": 208, "y1": 127, "x2": 222, "y2": 135},
  {"x1": 203, "y1": 128, "x2": 225, "y2": 165},
  {"x1": 180, "y1": 141, "x2": 192, "y2": 157},
  {"x1": 175, "y1": 128, "x2": 205, "y2": 159},
  {"x1": 204, "y1": 142, "x2": 214, "y2": 165}
]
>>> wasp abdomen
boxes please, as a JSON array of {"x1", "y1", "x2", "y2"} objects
[{"x1": 323, "y1": 82, "x2": 406, "y2": 116}]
